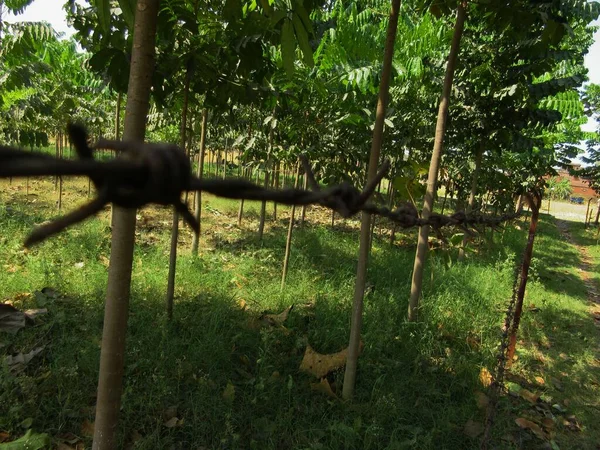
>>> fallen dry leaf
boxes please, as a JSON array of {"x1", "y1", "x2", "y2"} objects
[
  {"x1": 57, "y1": 444, "x2": 76, "y2": 450},
  {"x1": 222, "y1": 381, "x2": 235, "y2": 404},
  {"x1": 515, "y1": 418, "x2": 546, "y2": 440},
  {"x1": 479, "y1": 367, "x2": 493, "y2": 388},
  {"x1": 0, "y1": 303, "x2": 27, "y2": 334},
  {"x1": 475, "y1": 391, "x2": 489, "y2": 409},
  {"x1": 535, "y1": 376, "x2": 545, "y2": 386},
  {"x1": 0, "y1": 432, "x2": 9, "y2": 443},
  {"x1": 99, "y1": 255, "x2": 110, "y2": 268},
  {"x1": 162, "y1": 406, "x2": 178, "y2": 422},
  {"x1": 542, "y1": 417, "x2": 555, "y2": 431},
  {"x1": 163, "y1": 417, "x2": 179, "y2": 428},
  {"x1": 519, "y1": 389, "x2": 540, "y2": 404},
  {"x1": 24, "y1": 309, "x2": 48, "y2": 320},
  {"x1": 261, "y1": 305, "x2": 294, "y2": 327},
  {"x1": 81, "y1": 419, "x2": 95, "y2": 437},
  {"x1": 310, "y1": 378, "x2": 337, "y2": 399},
  {"x1": 300, "y1": 342, "x2": 363, "y2": 379},
  {"x1": 238, "y1": 299, "x2": 247, "y2": 310},
  {"x1": 5, "y1": 346, "x2": 45, "y2": 373},
  {"x1": 563, "y1": 399, "x2": 571, "y2": 407},
  {"x1": 463, "y1": 419, "x2": 484, "y2": 439}
]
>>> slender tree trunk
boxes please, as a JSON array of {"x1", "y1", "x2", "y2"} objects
[
  {"x1": 506, "y1": 192, "x2": 542, "y2": 362},
  {"x1": 594, "y1": 203, "x2": 599, "y2": 225},
  {"x1": 166, "y1": 69, "x2": 191, "y2": 319},
  {"x1": 407, "y1": 2, "x2": 466, "y2": 322},
  {"x1": 281, "y1": 162, "x2": 301, "y2": 289},
  {"x1": 109, "y1": 92, "x2": 123, "y2": 224},
  {"x1": 258, "y1": 108, "x2": 276, "y2": 240},
  {"x1": 273, "y1": 162, "x2": 280, "y2": 221},
  {"x1": 58, "y1": 133, "x2": 64, "y2": 211},
  {"x1": 458, "y1": 146, "x2": 483, "y2": 261},
  {"x1": 92, "y1": 1, "x2": 159, "y2": 448},
  {"x1": 300, "y1": 173, "x2": 308, "y2": 227},
  {"x1": 585, "y1": 198, "x2": 592, "y2": 228},
  {"x1": 191, "y1": 108, "x2": 208, "y2": 255},
  {"x1": 54, "y1": 134, "x2": 59, "y2": 191},
  {"x1": 342, "y1": 0, "x2": 402, "y2": 401}
]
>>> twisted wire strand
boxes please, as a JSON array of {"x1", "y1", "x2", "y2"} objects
[{"x1": 0, "y1": 124, "x2": 521, "y2": 247}]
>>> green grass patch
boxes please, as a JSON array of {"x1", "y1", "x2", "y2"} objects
[{"x1": 1, "y1": 178, "x2": 599, "y2": 449}]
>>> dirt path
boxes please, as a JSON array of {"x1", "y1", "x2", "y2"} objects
[{"x1": 555, "y1": 219, "x2": 600, "y2": 332}]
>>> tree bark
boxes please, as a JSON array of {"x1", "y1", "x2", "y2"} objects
[
  {"x1": 506, "y1": 192, "x2": 542, "y2": 362},
  {"x1": 407, "y1": 2, "x2": 466, "y2": 322},
  {"x1": 300, "y1": 173, "x2": 308, "y2": 227},
  {"x1": 585, "y1": 198, "x2": 592, "y2": 228},
  {"x1": 58, "y1": 133, "x2": 63, "y2": 211},
  {"x1": 281, "y1": 162, "x2": 301, "y2": 290},
  {"x1": 458, "y1": 146, "x2": 483, "y2": 261},
  {"x1": 342, "y1": 0, "x2": 402, "y2": 401},
  {"x1": 110, "y1": 92, "x2": 123, "y2": 225},
  {"x1": 594, "y1": 202, "x2": 600, "y2": 225},
  {"x1": 166, "y1": 69, "x2": 191, "y2": 320},
  {"x1": 191, "y1": 108, "x2": 208, "y2": 255},
  {"x1": 92, "y1": 1, "x2": 159, "y2": 448}
]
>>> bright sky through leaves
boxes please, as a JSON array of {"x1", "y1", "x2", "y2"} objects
[{"x1": 5, "y1": 0, "x2": 600, "y2": 132}]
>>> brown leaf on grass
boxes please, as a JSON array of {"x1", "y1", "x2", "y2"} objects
[
  {"x1": 162, "y1": 406, "x2": 178, "y2": 422},
  {"x1": 463, "y1": 419, "x2": 484, "y2": 438},
  {"x1": 238, "y1": 299, "x2": 247, "y2": 310},
  {"x1": 56, "y1": 432, "x2": 80, "y2": 445},
  {"x1": 57, "y1": 444, "x2": 76, "y2": 450},
  {"x1": 310, "y1": 378, "x2": 338, "y2": 399},
  {"x1": 535, "y1": 376, "x2": 545, "y2": 386},
  {"x1": 515, "y1": 418, "x2": 547, "y2": 440},
  {"x1": 24, "y1": 309, "x2": 48, "y2": 320},
  {"x1": 81, "y1": 419, "x2": 95, "y2": 437},
  {"x1": 563, "y1": 399, "x2": 571, "y2": 407},
  {"x1": 542, "y1": 417, "x2": 555, "y2": 431},
  {"x1": 0, "y1": 432, "x2": 9, "y2": 443},
  {"x1": 475, "y1": 391, "x2": 489, "y2": 409},
  {"x1": 5, "y1": 346, "x2": 44, "y2": 373},
  {"x1": 479, "y1": 367, "x2": 493, "y2": 388},
  {"x1": 519, "y1": 389, "x2": 540, "y2": 404},
  {"x1": 0, "y1": 303, "x2": 27, "y2": 334},
  {"x1": 222, "y1": 381, "x2": 235, "y2": 404},
  {"x1": 99, "y1": 255, "x2": 110, "y2": 268},
  {"x1": 163, "y1": 417, "x2": 181, "y2": 428},
  {"x1": 261, "y1": 305, "x2": 294, "y2": 327},
  {"x1": 300, "y1": 342, "x2": 363, "y2": 379}
]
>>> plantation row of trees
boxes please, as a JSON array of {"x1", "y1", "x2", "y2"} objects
[{"x1": 2, "y1": 0, "x2": 600, "y2": 447}]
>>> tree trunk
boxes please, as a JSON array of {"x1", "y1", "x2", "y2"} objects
[
  {"x1": 342, "y1": 0, "x2": 402, "y2": 401},
  {"x1": 273, "y1": 162, "x2": 280, "y2": 221},
  {"x1": 54, "y1": 134, "x2": 59, "y2": 191},
  {"x1": 58, "y1": 133, "x2": 64, "y2": 211},
  {"x1": 594, "y1": 202, "x2": 599, "y2": 225},
  {"x1": 458, "y1": 146, "x2": 483, "y2": 261},
  {"x1": 191, "y1": 109, "x2": 207, "y2": 254},
  {"x1": 407, "y1": 2, "x2": 466, "y2": 322},
  {"x1": 92, "y1": 1, "x2": 159, "y2": 448},
  {"x1": 281, "y1": 162, "x2": 301, "y2": 289},
  {"x1": 300, "y1": 173, "x2": 308, "y2": 227},
  {"x1": 506, "y1": 192, "x2": 542, "y2": 362},
  {"x1": 110, "y1": 92, "x2": 123, "y2": 224},
  {"x1": 166, "y1": 69, "x2": 191, "y2": 320},
  {"x1": 585, "y1": 198, "x2": 592, "y2": 228}
]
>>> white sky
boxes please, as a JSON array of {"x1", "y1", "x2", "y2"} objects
[{"x1": 4, "y1": 0, "x2": 600, "y2": 135}]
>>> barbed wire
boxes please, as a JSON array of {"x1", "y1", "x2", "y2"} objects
[{"x1": 0, "y1": 123, "x2": 521, "y2": 247}]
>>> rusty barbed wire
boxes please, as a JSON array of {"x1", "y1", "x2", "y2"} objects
[
  {"x1": 0, "y1": 124, "x2": 521, "y2": 247},
  {"x1": 480, "y1": 253, "x2": 524, "y2": 450}
]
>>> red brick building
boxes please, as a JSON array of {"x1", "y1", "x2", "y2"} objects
[{"x1": 555, "y1": 164, "x2": 597, "y2": 200}]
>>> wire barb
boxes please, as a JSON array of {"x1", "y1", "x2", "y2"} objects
[{"x1": 0, "y1": 125, "x2": 522, "y2": 247}]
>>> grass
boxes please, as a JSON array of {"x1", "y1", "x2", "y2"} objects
[{"x1": 1, "y1": 176, "x2": 599, "y2": 449}]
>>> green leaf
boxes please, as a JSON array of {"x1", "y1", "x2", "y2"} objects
[
  {"x1": 117, "y1": 0, "x2": 136, "y2": 29},
  {"x1": 292, "y1": 14, "x2": 313, "y2": 67},
  {"x1": 0, "y1": 430, "x2": 50, "y2": 450},
  {"x1": 270, "y1": 9, "x2": 287, "y2": 25},
  {"x1": 293, "y1": 0, "x2": 313, "y2": 34},
  {"x1": 281, "y1": 18, "x2": 296, "y2": 77},
  {"x1": 92, "y1": 0, "x2": 111, "y2": 33}
]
